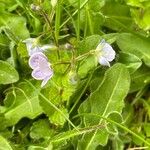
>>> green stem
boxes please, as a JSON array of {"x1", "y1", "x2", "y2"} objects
[
  {"x1": 40, "y1": 9, "x2": 60, "y2": 59},
  {"x1": 75, "y1": 50, "x2": 95, "y2": 61},
  {"x1": 86, "y1": 6, "x2": 93, "y2": 35},
  {"x1": 69, "y1": 70, "x2": 94, "y2": 114},
  {"x1": 55, "y1": 0, "x2": 61, "y2": 44},
  {"x1": 60, "y1": 0, "x2": 90, "y2": 29},
  {"x1": 74, "y1": 113, "x2": 150, "y2": 147},
  {"x1": 77, "y1": 0, "x2": 80, "y2": 42}
]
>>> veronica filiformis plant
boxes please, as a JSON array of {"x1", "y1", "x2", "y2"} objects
[{"x1": 95, "y1": 39, "x2": 116, "y2": 67}]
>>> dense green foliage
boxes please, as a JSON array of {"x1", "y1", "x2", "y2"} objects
[{"x1": 0, "y1": 0, "x2": 150, "y2": 149}]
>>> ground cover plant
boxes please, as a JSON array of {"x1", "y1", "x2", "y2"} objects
[{"x1": 0, "y1": 0, "x2": 150, "y2": 149}]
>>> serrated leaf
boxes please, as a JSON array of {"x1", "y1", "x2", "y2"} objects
[
  {"x1": 117, "y1": 33, "x2": 150, "y2": 67},
  {"x1": 0, "y1": 135, "x2": 13, "y2": 150},
  {"x1": 30, "y1": 119, "x2": 54, "y2": 140},
  {"x1": 0, "y1": 60, "x2": 19, "y2": 84},
  {"x1": 50, "y1": 107, "x2": 69, "y2": 126},
  {"x1": 3, "y1": 81, "x2": 43, "y2": 126},
  {"x1": 78, "y1": 63, "x2": 130, "y2": 149},
  {"x1": 39, "y1": 85, "x2": 76, "y2": 128}
]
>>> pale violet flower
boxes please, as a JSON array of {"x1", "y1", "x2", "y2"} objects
[
  {"x1": 23, "y1": 38, "x2": 54, "y2": 56},
  {"x1": 95, "y1": 39, "x2": 116, "y2": 67},
  {"x1": 29, "y1": 52, "x2": 53, "y2": 87}
]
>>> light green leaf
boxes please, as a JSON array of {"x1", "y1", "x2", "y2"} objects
[
  {"x1": 78, "y1": 63, "x2": 130, "y2": 149},
  {"x1": 30, "y1": 119, "x2": 54, "y2": 140},
  {"x1": 131, "y1": 8, "x2": 150, "y2": 31},
  {"x1": 0, "y1": 60, "x2": 19, "y2": 84},
  {"x1": 28, "y1": 146, "x2": 47, "y2": 150},
  {"x1": 3, "y1": 81, "x2": 43, "y2": 126},
  {"x1": 117, "y1": 33, "x2": 150, "y2": 67},
  {"x1": 50, "y1": 107, "x2": 69, "y2": 126},
  {"x1": 78, "y1": 35, "x2": 101, "y2": 54},
  {"x1": 38, "y1": 83, "x2": 77, "y2": 129},
  {"x1": 0, "y1": 135, "x2": 13, "y2": 150},
  {"x1": 78, "y1": 55, "x2": 97, "y2": 78},
  {"x1": 118, "y1": 52, "x2": 142, "y2": 74},
  {"x1": 0, "y1": 13, "x2": 30, "y2": 40}
]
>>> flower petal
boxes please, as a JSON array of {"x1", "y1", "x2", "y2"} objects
[
  {"x1": 102, "y1": 43, "x2": 116, "y2": 61},
  {"x1": 31, "y1": 63, "x2": 53, "y2": 80},
  {"x1": 29, "y1": 52, "x2": 48, "y2": 69},
  {"x1": 41, "y1": 74, "x2": 53, "y2": 87},
  {"x1": 23, "y1": 38, "x2": 46, "y2": 56},
  {"x1": 29, "y1": 46, "x2": 43, "y2": 56},
  {"x1": 40, "y1": 45, "x2": 55, "y2": 51},
  {"x1": 31, "y1": 68, "x2": 46, "y2": 80},
  {"x1": 39, "y1": 63, "x2": 53, "y2": 77},
  {"x1": 98, "y1": 56, "x2": 110, "y2": 67}
]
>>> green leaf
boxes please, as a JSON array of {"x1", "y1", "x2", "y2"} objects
[
  {"x1": 131, "y1": 8, "x2": 150, "y2": 31},
  {"x1": 28, "y1": 146, "x2": 48, "y2": 150},
  {"x1": 117, "y1": 33, "x2": 150, "y2": 67},
  {"x1": 78, "y1": 35, "x2": 101, "y2": 54},
  {"x1": 118, "y1": 52, "x2": 142, "y2": 74},
  {"x1": 144, "y1": 123, "x2": 150, "y2": 137},
  {"x1": 30, "y1": 119, "x2": 54, "y2": 140},
  {"x1": 106, "y1": 112, "x2": 123, "y2": 135},
  {"x1": 50, "y1": 107, "x2": 69, "y2": 126},
  {"x1": 78, "y1": 63, "x2": 130, "y2": 149},
  {"x1": 38, "y1": 82, "x2": 77, "y2": 129},
  {"x1": 0, "y1": 13, "x2": 30, "y2": 40},
  {"x1": 2, "y1": 81, "x2": 43, "y2": 126},
  {"x1": 130, "y1": 65, "x2": 150, "y2": 93},
  {"x1": 101, "y1": 0, "x2": 132, "y2": 31},
  {"x1": 39, "y1": 88, "x2": 70, "y2": 126},
  {"x1": 0, "y1": 34, "x2": 10, "y2": 60},
  {"x1": 78, "y1": 55, "x2": 97, "y2": 78},
  {"x1": 0, "y1": 60, "x2": 19, "y2": 84},
  {"x1": 0, "y1": 135, "x2": 13, "y2": 150}
]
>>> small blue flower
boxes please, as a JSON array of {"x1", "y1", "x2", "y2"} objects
[
  {"x1": 96, "y1": 39, "x2": 116, "y2": 67},
  {"x1": 29, "y1": 52, "x2": 53, "y2": 87}
]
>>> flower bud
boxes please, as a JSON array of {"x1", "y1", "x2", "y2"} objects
[
  {"x1": 68, "y1": 71, "x2": 78, "y2": 85},
  {"x1": 30, "y1": 4, "x2": 41, "y2": 11}
]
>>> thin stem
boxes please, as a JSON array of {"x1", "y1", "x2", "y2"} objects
[
  {"x1": 77, "y1": 0, "x2": 80, "y2": 42},
  {"x1": 87, "y1": 5, "x2": 93, "y2": 35},
  {"x1": 74, "y1": 113, "x2": 150, "y2": 147},
  {"x1": 60, "y1": 0, "x2": 90, "y2": 29},
  {"x1": 69, "y1": 70, "x2": 94, "y2": 114},
  {"x1": 55, "y1": 0, "x2": 61, "y2": 44},
  {"x1": 40, "y1": 9, "x2": 60, "y2": 59},
  {"x1": 75, "y1": 50, "x2": 95, "y2": 61},
  {"x1": 52, "y1": 61, "x2": 71, "y2": 66}
]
